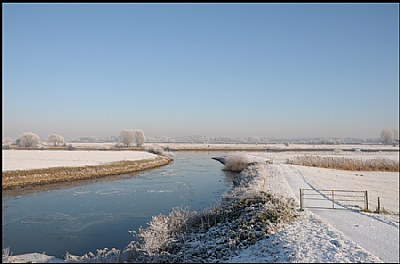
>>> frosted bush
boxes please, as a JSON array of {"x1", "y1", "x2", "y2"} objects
[
  {"x1": 224, "y1": 153, "x2": 249, "y2": 172},
  {"x1": 65, "y1": 248, "x2": 121, "y2": 263},
  {"x1": 137, "y1": 207, "x2": 191, "y2": 254},
  {"x1": 146, "y1": 145, "x2": 175, "y2": 159},
  {"x1": 2, "y1": 247, "x2": 11, "y2": 263},
  {"x1": 333, "y1": 148, "x2": 343, "y2": 154},
  {"x1": 146, "y1": 145, "x2": 165, "y2": 155},
  {"x1": 114, "y1": 142, "x2": 125, "y2": 148}
]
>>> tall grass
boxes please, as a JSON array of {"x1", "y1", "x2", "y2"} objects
[{"x1": 288, "y1": 156, "x2": 399, "y2": 172}]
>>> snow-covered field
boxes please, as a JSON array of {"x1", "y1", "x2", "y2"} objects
[
  {"x1": 2, "y1": 150, "x2": 157, "y2": 171},
  {"x1": 292, "y1": 165, "x2": 399, "y2": 215}
]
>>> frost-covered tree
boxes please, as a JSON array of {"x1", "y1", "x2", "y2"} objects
[
  {"x1": 380, "y1": 128, "x2": 398, "y2": 144},
  {"x1": 18, "y1": 132, "x2": 41, "y2": 147},
  {"x1": 2, "y1": 137, "x2": 14, "y2": 145},
  {"x1": 120, "y1": 129, "x2": 135, "y2": 147},
  {"x1": 393, "y1": 128, "x2": 399, "y2": 141},
  {"x1": 135, "y1": 129, "x2": 146, "y2": 147},
  {"x1": 48, "y1": 134, "x2": 65, "y2": 146}
]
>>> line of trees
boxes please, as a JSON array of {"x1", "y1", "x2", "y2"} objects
[
  {"x1": 3, "y1": 129, "x2": 146, "y2": 149},
  {"x1": 3, "y1": 127, "x2": 398, "y2": 148}
]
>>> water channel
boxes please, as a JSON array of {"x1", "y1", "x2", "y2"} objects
[{"x1": 2, "y1": 151, "x2": 237, "y2": 258}]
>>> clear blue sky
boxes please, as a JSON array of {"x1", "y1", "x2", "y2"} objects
[{"x1": 2, "y1": 3, "x2": 399, "y2": 140}]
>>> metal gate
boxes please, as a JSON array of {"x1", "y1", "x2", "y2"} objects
[{"x1": 299, "y1": 188, "x2": 368, "y2": 211}]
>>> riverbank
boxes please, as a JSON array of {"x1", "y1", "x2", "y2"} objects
[{"x1": 2, "y1": 155, "x2": 173, "y2": 190}]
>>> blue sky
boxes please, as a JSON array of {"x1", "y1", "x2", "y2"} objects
[{"x1": 2, "y1": 3, "x2": 399, "y2": 140}]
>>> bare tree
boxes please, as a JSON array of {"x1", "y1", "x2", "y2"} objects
[
  {"x1": 18, "y1": 132, "x2": 41, "y2": 147},
  {"x1": 48, "y1": 134, "x2": 65, "y2": 146},
  {"x1": 120, "y1": 129, "x2": 135, "y2": 147},
  {"x1": 135, "y1": 129, "x2": 146, "y2": 147}
]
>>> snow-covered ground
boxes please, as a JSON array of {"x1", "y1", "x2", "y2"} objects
[
  {"x1": 3, "y1": 147, "x2": 399, "y2": 263},
  {"x1": 291, "y1": 165, "x2": 399, "y2": 215},
  {"x1": 2, "y1": 150, "x2": 157, "y2": 171}
]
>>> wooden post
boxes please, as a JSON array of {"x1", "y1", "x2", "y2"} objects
[
  {"x1": 332, "y1": 190, "x2": 335, "y2": 209},
  {"x1": 365, "y1": 191, "x2": 369, "y2": 211},
  {"x1": 377, "y1": 197, "x2": 380, "y2": 214},
  {"x1": 300, "y1": 189, "x2": 303, "y2": 211}
]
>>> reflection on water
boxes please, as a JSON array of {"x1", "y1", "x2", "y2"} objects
[{"x1": 2, "y1": 151, "x2": 237, "y2": 258}]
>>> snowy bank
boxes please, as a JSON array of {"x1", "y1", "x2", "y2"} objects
[
  {"x1": 2, "y1": 150, "x2": 158, "y2": 171},
  {"x1": 2, "y1": 150, "x2": 173, "y2": 190}
]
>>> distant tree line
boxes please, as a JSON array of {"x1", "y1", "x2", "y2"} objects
[{"x1": 2, "y1": 129, "x2": 147, "y2": 149}]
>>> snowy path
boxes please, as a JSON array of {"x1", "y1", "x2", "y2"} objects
[{"x1": 277, "y1": 164, "x2": 399, "y2": 263}]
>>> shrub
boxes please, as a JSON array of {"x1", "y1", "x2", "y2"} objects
[
  {"x1": 146, "y1": 145, "x2": 174, "y2": 159},
  {"x1": 66, "y1": 144, "x2": 75, "y2": 151},
  {"x1": 224, "y1": 153, "x2": 249, "y2": 172},
  {"x1": 2, "y1": 247, "x2": 11, "y2": 263},
  {"x1": 2, "y1": 144, "x2": 10, "y2": 150},
  {"x1": 137, "y1": 207, "x2": 191, "y2": 254},
  {"x1": 114, "y1": 142, "x2": 125, "y2": 148}
]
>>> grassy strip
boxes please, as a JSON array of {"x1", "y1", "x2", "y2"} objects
[
  {"x1": 2, "y1": 156, "x2": 173, "y2": 190},
  {"x1": 288, "y1": 156, "x2": 399, "y2": 172}
]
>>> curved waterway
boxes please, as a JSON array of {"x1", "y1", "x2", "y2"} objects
[{"x1": 2, "y1": 151, "x2": 237, "y2": 258}]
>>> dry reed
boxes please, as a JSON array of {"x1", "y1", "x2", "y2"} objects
[{"x1": 288, "y1": 156, "x2": 399, "y2": 172}]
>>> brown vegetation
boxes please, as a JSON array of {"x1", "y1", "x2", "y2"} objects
[
  {"x1": 2, "y1": 156, "x2": 173, "y2": 190},
  {"x1": 288, "y1": 156, "x2": 399, "y2": 172}
]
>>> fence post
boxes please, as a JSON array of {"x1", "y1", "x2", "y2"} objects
[
  {"x1": 377, "y1": 197, "x2": 380, "y2": 214},
  {"x1": 332, "y1": 190, "x2": 335, "y2": 209},
  {"x1": 300, "y1": 189, "x2": 303, "y2": 211},
  {"x1": 365, "y1": 191, "x2": 369, "y2": 211}
]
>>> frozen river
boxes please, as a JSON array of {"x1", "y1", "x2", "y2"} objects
[{"x1": 2, "y1": 151, "x2": 236, "y2": 258}]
